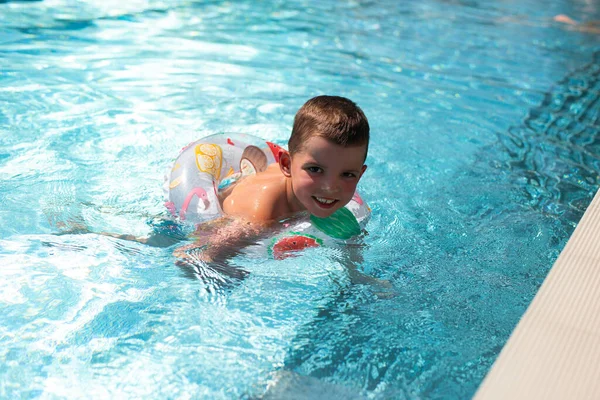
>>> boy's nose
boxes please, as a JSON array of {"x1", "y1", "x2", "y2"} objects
[{"x1": 322, "y1": 178, "x2": 341, "y2": 193}]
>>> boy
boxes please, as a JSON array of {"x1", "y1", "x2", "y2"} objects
[{"x1": 173, "y1": 95, "x2": 370, "y2": 264}]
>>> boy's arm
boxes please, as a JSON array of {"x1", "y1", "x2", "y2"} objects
[
  {"x1": 97, "y1": 231, "x2": 182, "y2": 248},
  {"x1": 172, "y1": 217, "x2": 270, "y2": 264},
  {"x1": 52, "y1": 222, "x2": 183, "y2": 248},
  {"x1": 337, "y1": 239, "x2": 396, "y2": 297}
]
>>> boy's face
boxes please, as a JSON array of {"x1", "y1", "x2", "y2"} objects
[{"x1": 280, "y1": 136, "x2": 367, "y2": 218}]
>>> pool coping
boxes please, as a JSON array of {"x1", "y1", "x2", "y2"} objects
[{"x1": 473, "y1": 188, "x2": 600, "y2": 399}]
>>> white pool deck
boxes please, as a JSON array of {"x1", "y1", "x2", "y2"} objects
[{"x1": 474, "y1": 188, "x2": 600, "y2": 399}]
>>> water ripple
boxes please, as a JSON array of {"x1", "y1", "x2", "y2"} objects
[
  {"x1": 496, "y1": 51, "x2": 600, "y2": 222},
  {"x1": 1, "y1": 0, "x2": 600, "y2": 398}
]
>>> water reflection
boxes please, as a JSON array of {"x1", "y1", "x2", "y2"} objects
[{"x1": 496, "y1": 51, "x2": 600, "y2": 224}]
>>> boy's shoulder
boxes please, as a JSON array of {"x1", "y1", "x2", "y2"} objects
[{"x1": 221, "y1": 164, "x2": 289, "y2": 222}]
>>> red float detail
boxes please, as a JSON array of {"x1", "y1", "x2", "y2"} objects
[
  {"x1": 272, "y1": 235, "x2": 320, "y2": 260},
  {"x1": 266, "y1": 142, "x2": 285, "y2": 162}
]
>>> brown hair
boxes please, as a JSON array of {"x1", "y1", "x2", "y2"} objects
[{"x1": 288, "y1": 95, "x2": 369, "y2": 160}]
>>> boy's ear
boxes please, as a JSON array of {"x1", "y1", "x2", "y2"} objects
[
  {"x1": 279, "y1": 150, "x2": 292, "y2": 177},
  {"x1": 359, "y1": 165, "x2": 367, "y2": 179}
]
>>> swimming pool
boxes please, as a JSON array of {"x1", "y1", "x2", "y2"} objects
[{"x1": 1, "y1": 0, "x2": 599, "y2": 398}]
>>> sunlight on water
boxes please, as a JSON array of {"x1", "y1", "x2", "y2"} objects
[{"x1": 1, "y1": 0, "x2": 599, "y2": 398}]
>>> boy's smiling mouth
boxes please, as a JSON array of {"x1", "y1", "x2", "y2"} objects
[{"x1": 313, "y1": 196, "x2": 338, "y2": 208}]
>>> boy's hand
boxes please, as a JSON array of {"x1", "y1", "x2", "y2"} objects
[{"x1": 173, "y1": 243, "x2": 211, "y2": 262}]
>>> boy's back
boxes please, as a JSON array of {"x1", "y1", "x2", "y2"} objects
[{"x1": 221, "y1": 163, "x2": 291, "y2": 223}]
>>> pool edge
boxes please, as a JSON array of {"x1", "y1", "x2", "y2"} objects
[{"x1": 473, "y1": 188, "x2": 600, "y2": 399}]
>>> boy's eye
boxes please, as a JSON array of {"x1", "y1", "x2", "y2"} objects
[
  {"x1": 306, "y1": 166, "x2": 322, "y2": 173},
  {"x1": 342, "y1": 172, "x2": 357, "y2": 178}
]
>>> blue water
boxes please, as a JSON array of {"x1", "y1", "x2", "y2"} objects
[{"x1": 1, "y1": 0, "x2": 600, "y2": 398}]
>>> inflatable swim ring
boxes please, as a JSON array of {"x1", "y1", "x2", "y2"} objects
[{"x1": 164, "y1": 133, "x2": 371, "y2": 259}]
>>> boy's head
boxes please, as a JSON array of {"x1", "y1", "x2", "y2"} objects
[
  {"x1": 288, "y1": 95, "x2": 370, "y2": 161},
  {"x1": 279, "y1": 96, "x2": 370, "y2": 218}
]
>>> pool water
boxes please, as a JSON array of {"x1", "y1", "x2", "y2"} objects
[{"x1": 1, "y1": 0, "x2": 599, "y2": 398}]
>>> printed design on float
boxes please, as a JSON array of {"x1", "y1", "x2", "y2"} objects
[
  {"x1": 269, "y1": 233, "x2": 323, "y2": 260},
  {"x1": 266, "y1": 141, "x2": 285, "y2": 162},
  {"x1": 310, "y1": 207, "x2": 361, "y2": 240},
  {"x1": 195, "y1": 143, "x2": 223, "y2": 180},
  {"x1": 165, "y1": 201, "x2": 177, "y2": 216},
  {"x1": 180, "y1": 187, "x2": 210, "y2": 220},
  {"x1": 169, "y1": 163, "x2": 183, "y2": 189},
  {"x1": 352, "y1": 192, "x2": 364, "y2": 205},
  {"x1": 240, "y1": 145, "x2": 268, "y2": 176},
  {"x1": 218, "y1": 173, "x2": 241, "y2": 191}
]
